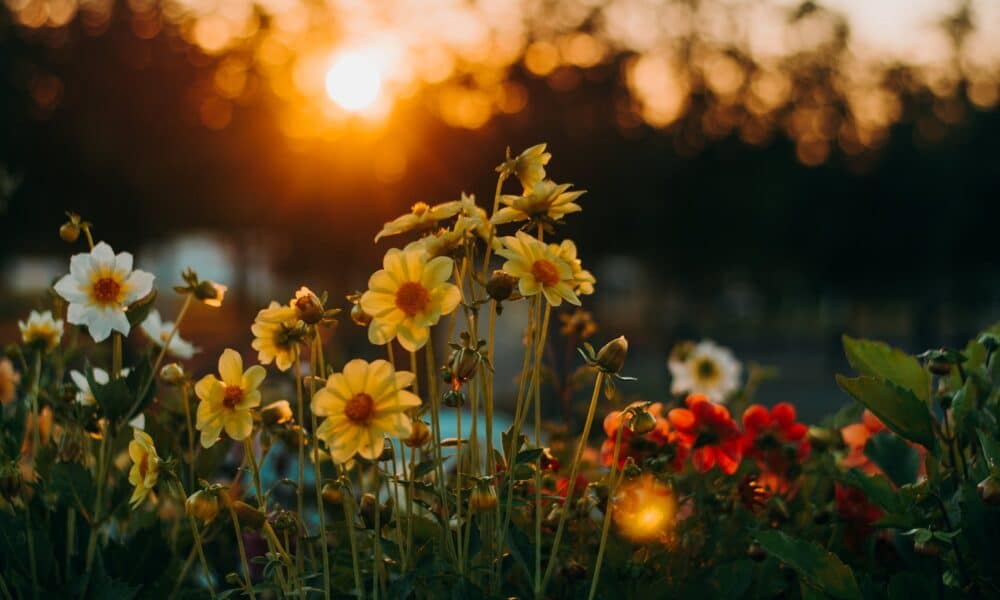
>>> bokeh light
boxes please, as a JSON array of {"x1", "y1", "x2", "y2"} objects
[
  {"x1": 325, "y1": 51, "x2": 383, "y2": 112},
  {"x1": 613, "y1": 474, "x2": 678, "y2": 543}
]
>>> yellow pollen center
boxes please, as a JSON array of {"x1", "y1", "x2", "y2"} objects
[
  {"x1": 223, "y1": 385, "x2": 243, "y2": 409},
  {"x1": 395, "y1": 282, "x2": 430, "y2": 317},
  {"x1": 411, "y1": 202, "x2": 430, "y2": 216},
  {"x1": 344, "y1": 393, "x2": 375, "y2": 423},
  {"x1": 92, "y1": 277, "x2": 122, "y2": 304},
  {"x1": 531, "y1": 259, "x2": 561, "y2": 287}
]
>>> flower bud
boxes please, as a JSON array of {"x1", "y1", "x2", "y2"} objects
[
  {"x1": 293, "y1": 287, "x2": 324, "y2": 325},
  {"x1": 469, "y1": 488, "x2": 498, "y2": 513},
  {"x1": 186, "y1": 490, "x2": 220, "y2": 524},
  {"x1": 321, "y1": 482, "x2": 344, "y2": 505},
  {"x1": 596, "y1": 336, "x2": 628, "y2": 374},
  {"x1": 442, "y1": 389, "x2": 465, "y2": 408},
  {"x1": 486, "y1": 271, "x2": 517, "y2": 301},
  {"x1": 978, "y1": 476, "x2": 1000, "y2": 506},
  {"x1": 807, "y1": 426, "x2": 840, "y2": 451},
  {"x1": 628, "y1": 410, "x2": 657, "y2": 435},
  {"x1": 403, "y1": 420, "x2": 431, "y2": 448},
  {"x1": 377, "y1": 439, "x2": 395, "y2": 462},
  {"x1": 59, "y1": 222, "x2": 80, "y2": 243},
  {"x1": 160, "y1": 363, "x2": 186, "y2": 385},
  {"x1": 914, "y1": 539, "x2": 940, "y2": 557},
  {"x1": 230, "y1": 500, "x2": 267, "y2": 529},
  {"x1": 270, "y1": 509, "x2": 298, "y2": 533},
  {"x1": 360, "y1": 493, "x2": 379, "y2": 529},
  {"x1": 747, "y1": 541, "x2": 767, "y2": 562},
  {"x1": 261, "y1": 400, "x2": 293, "y2": 427},
  {"x1": 928, "y1": 359, "x2": 952, "y2": 376},
  {"x1": 450, "y1": 349, "x2": 481, "y2": 383},
  {"x1": 350, "y1": 303, "x2": 372, "y2": 327},
  {"x1": 622, "y1": 458, "x2": 641, "y2": 479}
]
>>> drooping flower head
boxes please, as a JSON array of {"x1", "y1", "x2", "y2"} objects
[
  {"x1": 194, "y1": 349, "x2": 265, "y2": 448},
  {"x1": 251, "y1": 301, "x2": 306, "y2": 372},
  {"x1": 128, "y1": 429, "x2": 160, "y2": 508},
  {"x1": 18, "y1": 310, "x2": 64, "y2": 352},
  {"x1": 0, "y1": 359, "x2": 20, "y2": 406},
  {"x1": 311, "y1": 358, "x2": 421, "y2": 464},
  {"x1": 668, "y1": 339, "x2": 742, "y2": 403},
  {"x1": 495, "y1": 143, "x2": 552, "y2": 190},
  {"x1": 741, "y1": 402, "x2": 810, "y2": 493},
  {"x1": 668, "y1": 393, "x2": 743, "y2": 475},
  {"x1": 359, "y1": 247, "x2": 461, "y2": 352},
  {"x1": 374, "y1": 200, "x2": 463, "y2": 242},
  {"x1": 141, "y1": 309, "x2": 198, "y2": 359},
  {"x1": 54, "y1": 242, "x2": 155, "y2": 342},
  {"x1": 551, "y1": 239, "x2": 595, "y2": 296},
  {"x1": 490, "y1": 180, "x2": 585, "y2": 227},
  {"x1": 496, "y1": 231, "x2": 581, "y2": 307}
]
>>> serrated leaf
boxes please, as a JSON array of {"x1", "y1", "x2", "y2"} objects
[
  {"x1": 864, "y1": 431, "x2": 920, "y2": 486},
  {"x1": 836, "y1": 374, "x2": 936, "y2": 450},
  {"x1": 840, "y1": 469, "x2": 901, "y2": 513},
  {"x1": 755, "y1": 530, "x2": 861, "y2": 600},
  {"x1": 842, "y1": 336, "x2": 930, "y2": 403}
]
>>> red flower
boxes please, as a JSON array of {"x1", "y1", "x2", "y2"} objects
[
  {"x1": 668, "y1": 394, "x2": 742, "y2": 475},
  {"x1": 600, "y1": 403, "x2": 686, "y2": 472},
  {"x1": 741, "y1": 402, "x2": 810, "y2": 493},
  {"x1": 835, "y1": 482, "x2": 884, "y2": 550}
]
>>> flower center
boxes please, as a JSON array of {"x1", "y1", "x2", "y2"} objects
[
  {"x1": 92, "y1": 277, "x2": 122, "y2": 304},
  {"x1": 531, "y1": 259, "x2": 561, "y2": 287},
  {"x1": 395, "y1": 282, "x2": 430, "y2": 317},
  {"x1": 411, "y1": 202, "x2": 430, "y2": 216},
  {"x1": 344, "y1": 393, "x2": 375, "y2": 423},
  {"x1": 695, "y1": 358, "x2": 718, "y2": 381},
  {"x1": 223, "y1": 385, "x2": 243, "y2": 409},
  {"x1": 138, "y1": 453, "x2": 149, "y2": 479}
]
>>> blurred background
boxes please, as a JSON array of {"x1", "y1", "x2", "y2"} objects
[{"x1": 1, "y1": 0, "x2": 999, "y2": 421}]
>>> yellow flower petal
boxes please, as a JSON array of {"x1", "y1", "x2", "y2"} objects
[{"x1": 218, "y1": 349, "x2": 243, "y2": 386}]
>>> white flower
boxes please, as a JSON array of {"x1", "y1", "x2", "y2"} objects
[
  {"x1": 668, "y1": 340, "x2": 742, "y2": 403},
  {"x1": 18, "y1": 310, "x2": 64, "y2": 351},
  {"x1": 54, "y1": 242, "x2": 155, "y2": 343},
  {"x1": 141, "y1": 309, "x2": 198, "y2": 359},
  {"x1": 70, "y1": 367, "x2": 145, "y2": 429}
]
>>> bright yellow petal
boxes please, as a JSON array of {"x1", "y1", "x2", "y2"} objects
[
  {"x1": 194, "y1": 374, "x2": 219, "y2": 403},
  {"x1": 421, "y1": 256, "x2": 454, "y2": 287},
  {"x1": 242, "y1": 365, "x2": 266, "y2": 393},
  {"x1": 218, "y1": 349, "x2": 243, "y2": 386},
  {"x1": 360, "y1": 291, "x2": 397, "y2": 318},
  {"x1": 311, "y1": 388, "x2": 344, "y2": 417},
  {"x1": 342, "y1": 359, "x2": 370, "y2": 395},
  {"x1": 368, "y1": 318, "x2": 397, "y2": 346},
  {"x1": 223, "y1": 410, "x2": 253, "y2": 441},
  {"x1": 396, "y1": 322, "x2": 429, "y2": 352}
]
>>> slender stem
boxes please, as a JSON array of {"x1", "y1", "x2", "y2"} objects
[
  {"x1": 533, "y1": 303, "x2": 551, "y2": 598},
  {"x1": 589, "y1": 415, "x2": 626, "y2": 600},
  {"x1": 24, "y1": 505, "x2": 38, "y2": 600},
  {"x1": 85, "y1": 421, "x2": 112, "y2": 572},
  {"x1": 481, "y1": 172, "x2": 507, "y2": 274},
  {"x1": 372, "y1": 465, "x2": 383, "y2": 600},
  {"x1": 310, "y1": 335, "x2": 332, "y2": 600},
  {"x1": 389, "y1": 444, "x2": 407, "y2": 572},
  {"x1": 181, "y1": 382, "x2": 196, "y2": 489},
  {"x1": 65, "y1": 508, "x2": 75, "y2": 581},
  {"x1": 342, "y1": 468, "x2": 365, "y2": 600},
  {"x1": 426, "y1": 343, "x2": 456, "y2": 563},
  {"x1": 455, "y1": 404, "x2": 464, "y2": 575},
  {"x1": 29, "y1": 351, "x2": 42, "y2": 471},
  {"x1": 138, "y1": 294, "x2": 193, "y2": 409},
  {"x1": 244, "y1": 438, "x2": 264, "y2": 510},
  {"x1": 293, "y1": 350, "x2": 306, "y2": 579},
  {"x1": 226, "y1": 503, "x2": 257, "y2": 600},
  {"x1": 540, "y1": 371, "x2": 605, "y2": 594},
  {"x1": 82, "y1": 225, "x2": 95, "y2": 249},
  {"x1": 112, "y1": 333, "x2": 122, "y2": 380}
]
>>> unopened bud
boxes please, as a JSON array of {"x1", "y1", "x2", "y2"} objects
[
  {"x1": 186, "y1": 490, "x2": 220, "y2": 524},
  {"x1": 928, "y1": 359, "x2": 952, "y2": 376},
  {"x1": 914, "y1": 539, "x2": 940, "y2": 557},
  {"x1": 350, "y1": 303, "x2": 372, "y2": 327},
  {"x1": 622, "y1": 458, "x2": 641, "y2": 479},
  {"x1": 270, "y1": 509, "x2": 298, "y2": 533},
  {"x1": 230, "y1": 500, "x2": 267, "y2": 529},
  {"x1": 468, "y1": 485, "x2": 498, "y2": 513},
  {"x1": 360, "y1": 493, "x2": 379, "y2": 529},
  {"x1": 596, "y1": 336, "x2": 628, "y2": 374},
  {"x1": 293, "y1": 287, "x2": 324, "y2": 325},
  {"x1": 160, "y1": 363, "x2": 186, "y2": 385},
  {"x1": 978, "y1": 476, "x2": 1000, "y2": 506},
  {"x1": 451, "y1": 349, "x2": 481, "y2": 383},
  {"x1": 261, "y1": 400, "x2": 293, "y2": 427},
  {"x1": 443, "y1": 389, "x2": 465, "y2": 408},
  {"x1": 628, "y1": 410, "x2": 657, "y2": 435},
  {"x1": 321, "y1": 482, "x2": 344, "y2": 505},
  {"x1": 59, "y1": 222, "x2": 80, "y2": 243},
  {"x1": 403, "y1": 420, "x2": 431, "y2": 448},
  {"x1": 486, "y1": 271, "x2": 517, "y2": 302},
  {"x1": 808, "y1": 426, "x2": 840, "y2": 451}
]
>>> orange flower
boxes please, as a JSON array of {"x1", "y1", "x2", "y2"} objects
[
  {"x1": 840, "y1": 409, "x2": 886, "y2": 475},
  {"x1": 600, "y1": 403, "x2": 686, "y2": 471},
  {"x1": 741, "y1": 402, "x2": 809, "y2": 493},
  {"x1": 668, "y1": 394, "x2": 742, "y2": 475}
]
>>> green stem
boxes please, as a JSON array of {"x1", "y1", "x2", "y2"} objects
[
  {"x1": 589, "y1": 413, "x2": 626, "y2": 600},
  {"x1": 372, "y1": 465, "x2": 383, "y2": 600},
  {"x1": 342, "y1": 469, "x2": 365, "y2": 600},
  {"x1": 310, "y1": 335, "x2": 332, "y2": 600},
  {"x1": 293, "y1": 351, "x2": 306, "y2": 578},
  {"x1": 226, "y1": 502, "x2": 257, "y2": 600},
  {"x1": 135, "y1": 293, "x2": 194, "y2": 415},
  {"x1": 25, "y1": 505, "x2": 38, "y2": 600},
  {"x1": 426, "y1": 343, "x2": 456, "y2": 564},
  {"x1": 181, "y1": 382, "x2": 196, "y2": 489},
  {"x1": 533, "y1": 303, "x2": 551, "y2": 599},
  {"x1": 243, "y1": 438, "x2": 264, "y2": 510}
]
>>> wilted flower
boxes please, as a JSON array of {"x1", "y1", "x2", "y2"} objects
[
  {"x1": 496, "y1": 231, "x2": 580, "y2": 307},
  {"x1": 194, "y1": 349, "x2": 265, "y2": 448},
  {"x1": 374, "y1": 200, "x2": 463, "y2": 242},
  {"x1": 141, "y1": 309, "x2": 198, "y2": 359},
  {"x1": 496, "y1": 143, "x2": 551, "y2": 190},
  {"x1": 551, "y1": 239, "x2": 595, "y2": 295},
  {"x1": 128, "y1": 429, "x2": 160, "y2": 509},
  {"x1": 53, "y1": 242, "x2": 154, "y2": 343},
  {"x1": 311, "y1": 358, "x2": 421, "y2": 463},
  {"x1": 491, "y1": 180, "x2": 585, "y2": 226},
  {"x1": 613, "y1": 474, "x2": 678, "y2": 542},
  {"x1": 251, "y1": 301, "x2": 305, "y2": 372},
  {"x1": 18, "y1": 310, "x2": 64, "y2": 352},
  {"x1": 668, "y1": 394, "x2": 742, "y2": 475},
  {"x1": 70, "y1": 367, "x2": 130, "y2": 406},
  {"x1": 359, "y1": 247, "x2": 461, "y2": 352},
  {"x1": 0, "y1": 358, "x2": 20, "y2": 406},
  {"x1": 185, "y1": 489, "x2": 220, "y2": 524},
  {"x1": 668, "y1": 340, "x2": 742, "y2": 403}
]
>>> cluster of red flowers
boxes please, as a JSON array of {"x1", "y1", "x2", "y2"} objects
[{"x1": 600, "y1": 394, "x2": 812, "y2": 485}]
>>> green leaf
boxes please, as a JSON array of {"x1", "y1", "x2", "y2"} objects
[
  {"x1": 125, "y1": 289, "x2": 157, "y2": 327},
  {"x1": 514, "y1": 448, "x2": 544, "y2": 465},
  {"x1": 413, "y1": 457, "x2": 449, "y2": 479},
  {"x1": 977, "y1": 429, "x2": 1000, "y2": 473},
  {"x1": 711, "y1": 560, "x2": 753, "y2": 600},
  {"x1": 888, "y1": 573, "x2": 934, "y2": 600},
  {"x1": 842, "y1": 336, "x2": 930, "y2": 403},
  {"x1": 836, "y1": 375, "x2": 937, "y2": 450},
  {"x1": 839, "y1": 469, "x2": 901, "y2": 513},
  {"x1": 864, "y1": 431, "x2": 920, "y2": 486},
  {"x1": 88, "y1": 371, "x2": 132, "y2": 424},
  {"x1": 754, "y1": 530, "x2": 861, "y2": 600}
]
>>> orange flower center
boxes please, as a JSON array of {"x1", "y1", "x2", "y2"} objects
[
  {"x1": 531, "y1": 259, "x2": 560, "y2": 287},
  {"x1": 411, "y1": 202, "x2": 430, "y2": 216},
  {"x1": 92, "y1": 277, "x2": 122, "y2": 304},
  {"x1": 223, "y1": 385, "x2": 243, "y2": 409},
  {"x1": 344, "y1": 393, "x2": 375, "y2": 423},
  {"x1": 395, "y1": 282, "x2": 430, "y2": 316}
]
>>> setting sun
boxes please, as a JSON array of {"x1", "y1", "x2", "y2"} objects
[{"x1": 325, "y1": 51, "x2": 382, "y2": 112}]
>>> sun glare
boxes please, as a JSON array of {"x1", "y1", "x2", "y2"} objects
[{"x1": 325, "y1": 51, "x2": 383, "y2": 112}]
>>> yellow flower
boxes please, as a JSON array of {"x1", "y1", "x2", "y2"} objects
[
  {"x1": 194, "y1": 349, "x2": 265, "y2": 448},
  {"x1": 128, "y1": 429, "x2": 161, "y2": 509},
  {"x1": 405, "y1": 194, "x2": 500, "y2": 258},
  {"x1": 251, "y1": 301, "x2": 303, "y2": 372},
  {"x1": 490, "y1": 180, "x2": 585, "y2": 226},
  {"x1": 359, "y1": 248, "x2": 461, "y2": 352},
  {"x1": 551, "y1": 239, "x2": 595, "y2": 295},
  {"x1": 311, "y1": 358, "x2": 421, "y2": 463},
  {"x1": 496, "y1": 143, "x2": 551, "y2": 190},
  {"x1": 496, "y1": 231, "x2": 580, "y2": 307},
  {"x1": 374, "y1": 200, "x2": 463, "y2": 242},
  {"x1": 18, "y1": 310, "x2": 64, "y2": 352},
  {"x1": 53, "y1": 242, "x2": 155, "y2": 342}
]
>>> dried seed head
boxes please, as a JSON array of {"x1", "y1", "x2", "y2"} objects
[{"x1": 486, "y1": 270, "x2": 517, "y2": 302}]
